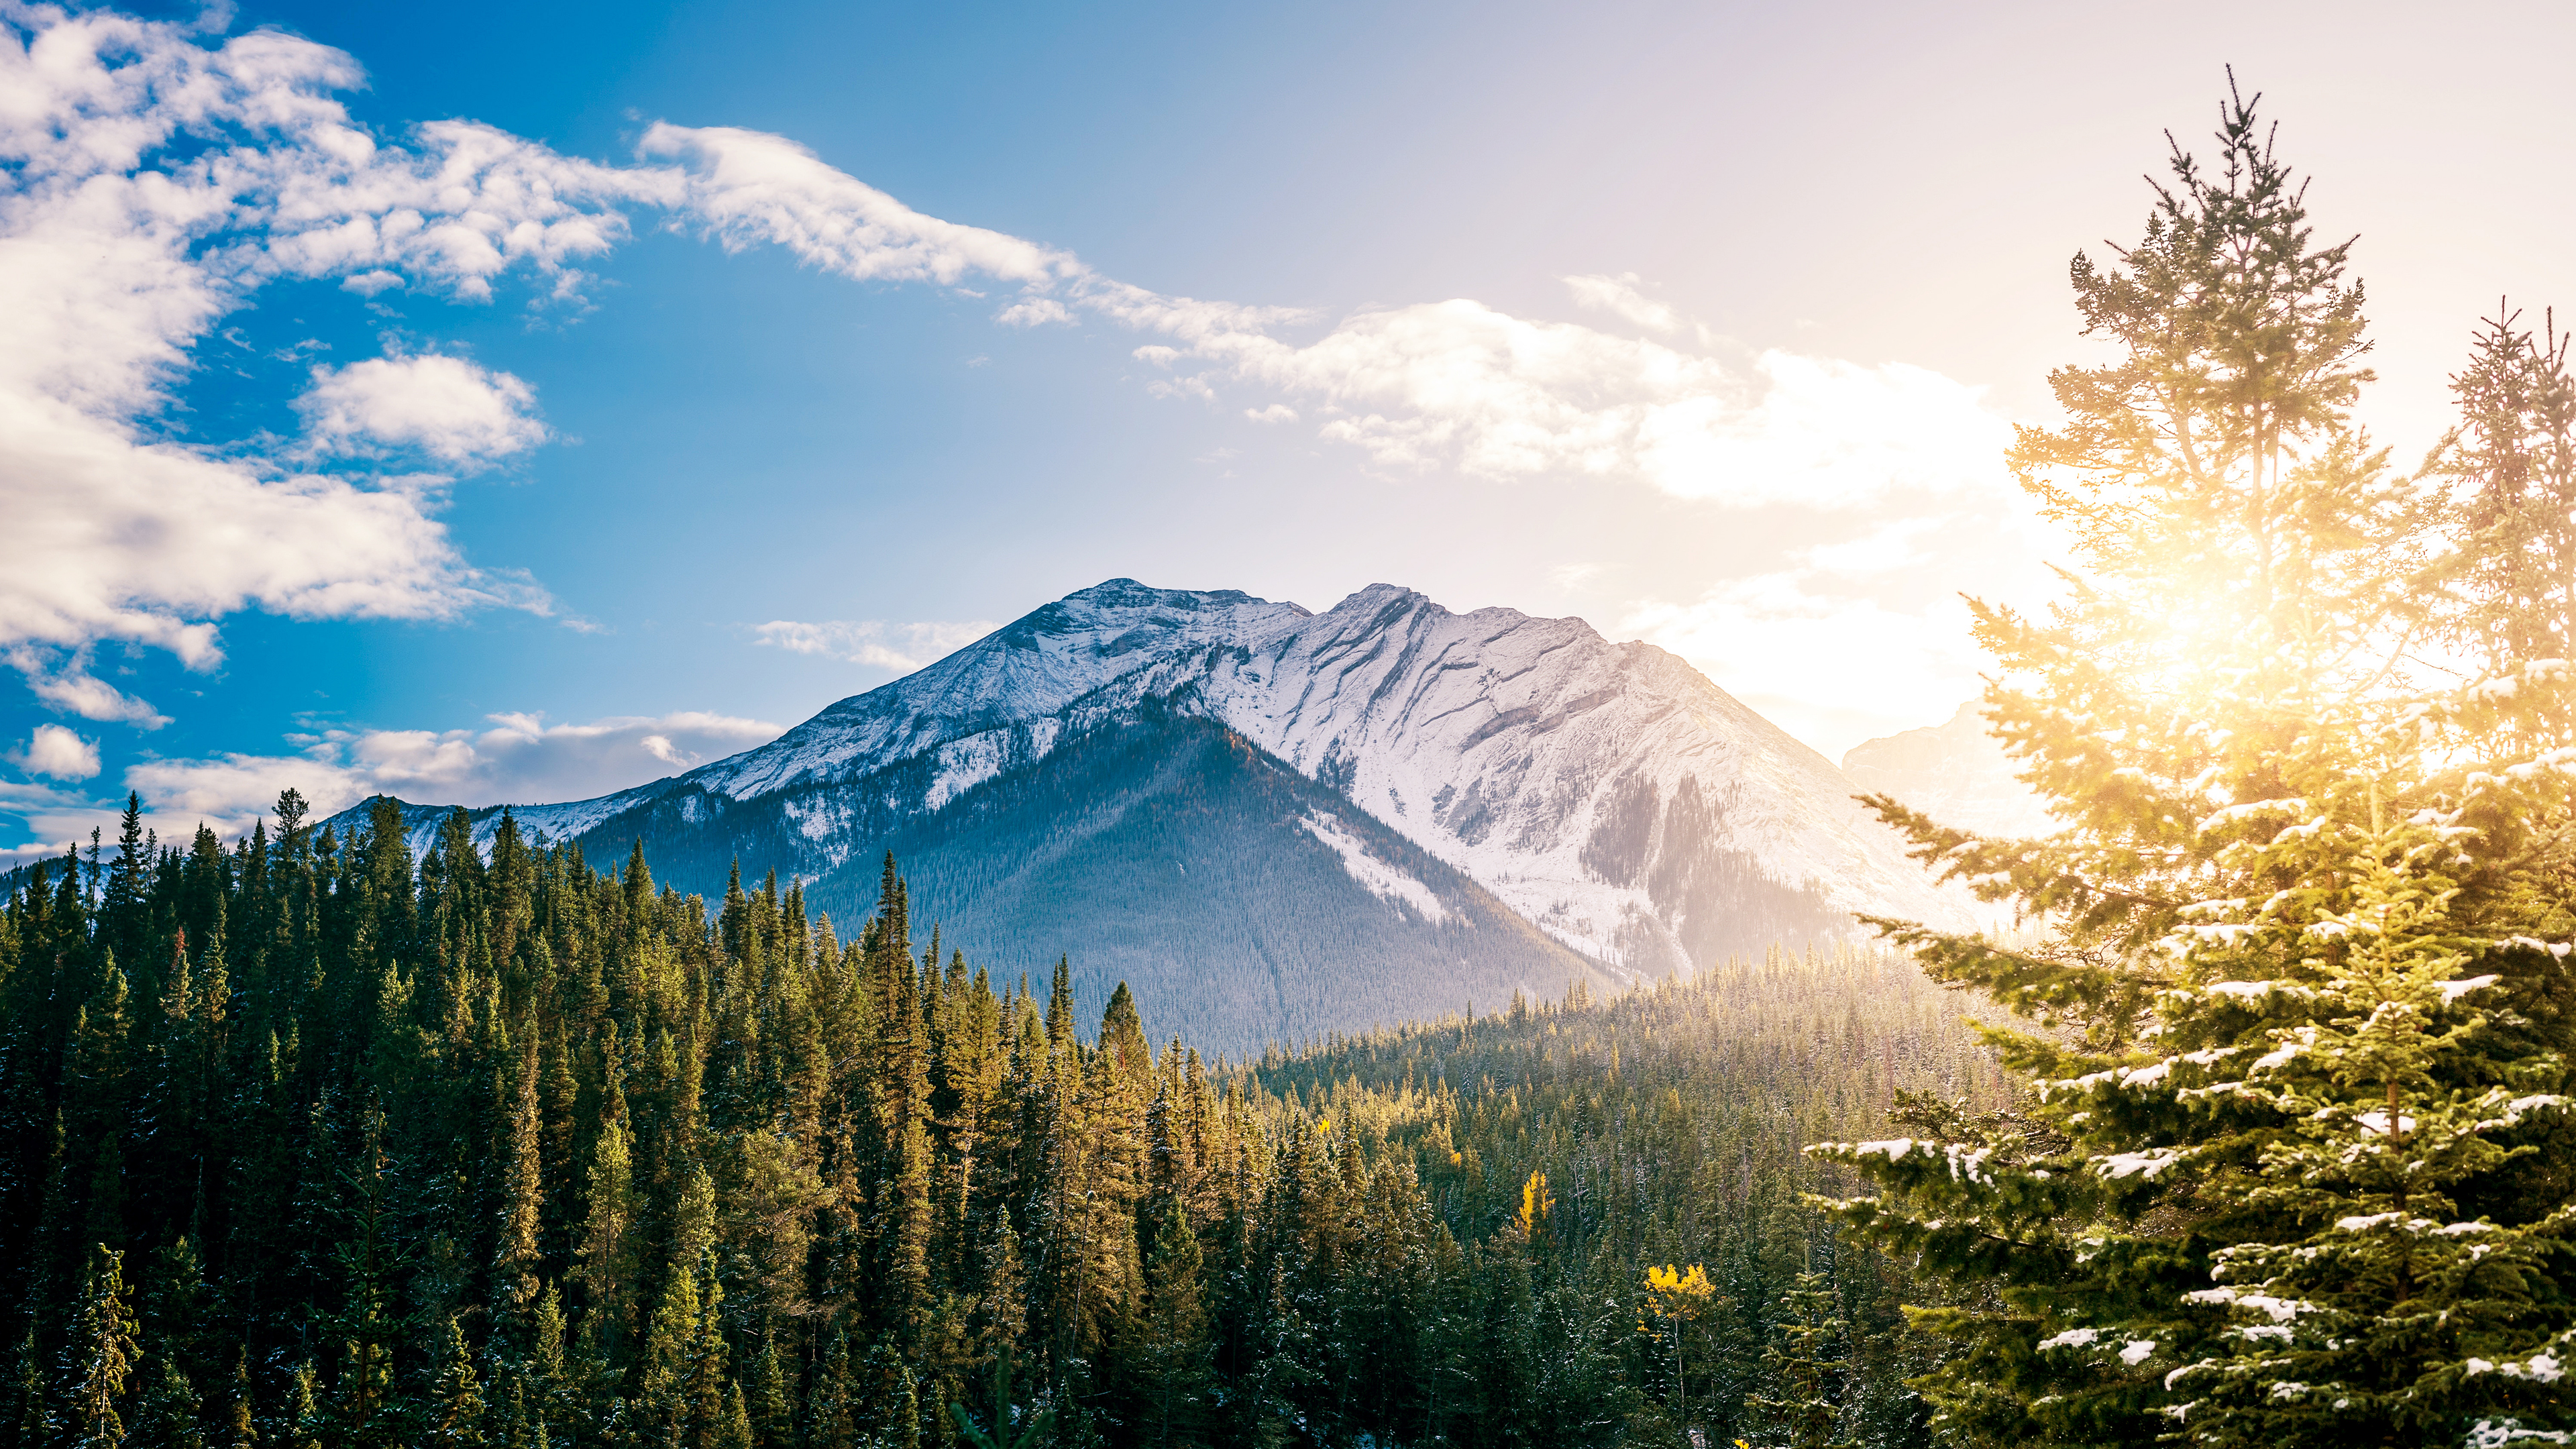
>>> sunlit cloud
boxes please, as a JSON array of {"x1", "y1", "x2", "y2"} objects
[
  {"x1": 3, "y1": 2, "x2": 2025, "y2": 767},
  {"x1": 1562, "y1": 272, "x2": 1679, "y2": 333},
  {"x1": 1627, "y1": 577, "x2": 1986, "y2": 761},
  {"x1": 1618, "y1": 511, "x2": 2066, "y2": 757},
  {"x1": 751, "y1": 619, "x2": 999, "y2": 673}
]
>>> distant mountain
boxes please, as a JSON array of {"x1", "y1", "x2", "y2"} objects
[
  {"x1": 327, "y1": 579, "x2": 1971, "y2": 1049},
  {"x1": 1841, "y1": 700, "x2": 2055, "y2": 839}
]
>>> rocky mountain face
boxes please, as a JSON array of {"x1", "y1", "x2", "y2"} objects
[
  {"x1": 332, "y1": 580, "x2": 1971, "y2": 1049},
  {"x1": 1841, "y1": 700, "x2": 2055, "y2": 839}
]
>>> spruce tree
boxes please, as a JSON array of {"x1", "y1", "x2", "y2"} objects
[
  {"x1": 132, "y1": 1353, "x2": 204, "y2": 1449},
  {"x1": 1812, "y1": 78, "x2": 2576, "y2": 1449},
  {"x1": 1132, "y1": 1195, "x2": 1212, "y2": 1448},
  {"x1": 425, "y1": 1316, "x2": 487, "y2": 1447},
  {"x1": 1747, "y1": 1271, "x2": 1850, "y2": 1449},
  {"x1": 62, "y1": 1244, "x2": 138, "y2": 1449}
]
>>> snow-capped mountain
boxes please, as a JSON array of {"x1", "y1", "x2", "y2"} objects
[{"x1": 332, "y1": 580, "x2": 1970, "y2": 1046}]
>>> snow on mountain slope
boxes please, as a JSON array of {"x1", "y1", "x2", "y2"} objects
[
  {"x1": 1189, "y1": 584, "x2": 1972, "y2": 969},
  {"x1": 327, "y1": 579, "x2": 1975, "y2": 976}
]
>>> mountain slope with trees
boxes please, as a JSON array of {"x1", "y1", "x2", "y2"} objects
[{"x1": 318, "y1": 574, "x2": 1964, "y2": 1022}]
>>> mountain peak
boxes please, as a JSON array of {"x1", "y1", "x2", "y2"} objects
[
  {"x1": 323, "y1": 578, "x2": 1972, "y2": 1043},
  {"x1": 1054, "y1": 578, "x2": 1305, "y2": 616}
]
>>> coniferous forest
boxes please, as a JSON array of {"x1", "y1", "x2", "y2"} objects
[
  {"x1": 0, "y1": 793, "x2": 1992, "y2": 1449},
  {"x1": 16, "y1": 78, "x2": 2576, "y2": 1449}
]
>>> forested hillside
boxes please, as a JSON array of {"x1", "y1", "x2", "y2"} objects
[{"x1": 0, "y1": 790, "x2": 1993, "y2": 1448}]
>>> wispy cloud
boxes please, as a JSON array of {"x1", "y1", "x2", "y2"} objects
[
  {"x1": 751, "y1": 619, "x2": 998, "y2": 672},
  {"x1": 120, "y1": 710, "x2": 781, "y2": 835},
  {"x1": 1562, "y1": 272, "x2": 1679, "y2": 333}
]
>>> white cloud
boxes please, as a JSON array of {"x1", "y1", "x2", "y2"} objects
[
  {"x1": 638, "y1": 123, "x2": 1071, "y2": 288},
  {"x1": 633, "y1": 136, "x2": 2011, "y2": 502},
  {"x1": 297, "y1": 353, "x2": 548, "y2": 465},
  {"x1": 0, "y1": 7, "x2": 654, "y2": 722},
  {"x1": 7, "y1": 647, "x2": 172, "y2": 727},
  {"x1": 1165, "y1": 301, "x2": 2012, "y2": 506},
  {"x1": 1794, "y1": 516, "x2": 1947, "y2": 576},
  {"x1": 752, "y1": 619, "x2": 998, "y2": 672},
  {"x1": 1617, "y1": 504, "x2": 2064, "y2": 757},
  {"x1": 13, "y1": 724, "x2": 101, "y2": 780},
  {"x1": 1, "y1": 3, "x2": 2024, "y2": 757},
  {"x1": 118, "y1": 710, "x2": 786, "y2": 837},
  {"x1": 997, "y1": 297, "x2": 1074, "y2": 327},
  {"x1": 1148, "y1": 374, "x2": 1216, "y2": 403},
  {"x1": 1627, "y1": 575, "x2": 1986, "y2": 759},
  {"x1": 1563, "y1": 272, "x2": 1679, "y2": 333}
]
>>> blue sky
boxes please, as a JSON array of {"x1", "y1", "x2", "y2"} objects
[{"x1": 6, "y1": 0, "x2": 2573, "y2": 859}]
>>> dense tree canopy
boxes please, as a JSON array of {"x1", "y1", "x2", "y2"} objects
[{"x1": 0, "y1": 788, "x2": 1994, "y2": 1448}]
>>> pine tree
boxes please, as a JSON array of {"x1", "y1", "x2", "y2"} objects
[
  {"x1": 215, "y1": 1352, "x2": 256, "y2": 1449},
  {"x1": 133, "y1": 1353, "x2": 205, "y2": 1449},
  {"x1": 62, "y1": 1244, "x2": 138, "y2": 1449},
  {"x1": 276, "y1": 1362, "x2": 321, "y2": 1449},
  {"x1": 1130, "y1": 1195, "x2": 1212, "y2": 1448},
  {"x1": 948, "y1": 1340, "x2": 1050, "y2": 1449},
  {"x1": 1812, "y1": 78, "x2": 2576, "y2": 1449},
  {"x1": 1747, "y1": 1271, "x2": 1849, "y2": 1449},
  {"x1": 715, "y1": 1382, "x2": 753, "y2": 1449},
  {"x1": 747, "y1": 1330, "x2": 793, "y2": 1449},
  {"x1": 637, "y1": 1259, "x2": 700, "y2": 1439},
  {"x1": 578, "y1": 1037, "x2": 638, "y2": 1362},
  {"x1": 425, "y1": 1317, "x2": 487, "y2": 1447},
  {"x1": 12, "y1": 1330, "x2": 46, "y2": 1449},
  {"x1": 495, "y1": 1039, "x2": 545, "y2": 1320},
  {"x1": 2426, "y1": 303, "x2": 2576, "y2": 676},
  {"x1": 806, "y1": 1330, "x2": 855, "y2": 1449}
]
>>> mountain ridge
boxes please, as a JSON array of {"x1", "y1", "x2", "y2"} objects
[{"x1": 324, "y1": 578, "x2": 1974, "y2": 1043}]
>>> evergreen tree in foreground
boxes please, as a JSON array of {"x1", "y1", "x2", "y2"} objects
[{"x1": 1815, "y1": 77, "x2": 2576, "y2": 1449}]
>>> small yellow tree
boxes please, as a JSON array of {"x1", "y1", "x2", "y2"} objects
[
  {"x1": 1514, "y1": 1170, "x2": 1554, "y2": 1243},
  {"x1": 1643, "y1": 1263, "x2": 1718, "y2": 1442}
]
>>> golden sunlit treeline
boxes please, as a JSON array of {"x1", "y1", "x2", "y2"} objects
[{"x1": 0, "y1": 789, "x2": 1992, "y2": 1449}]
